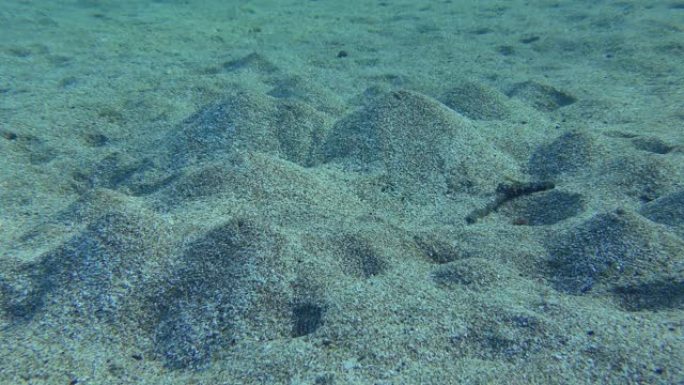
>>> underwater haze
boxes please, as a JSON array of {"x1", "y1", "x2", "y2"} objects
[{"x1": 1, "y1": 0, "x2": 683, "y2": 384}]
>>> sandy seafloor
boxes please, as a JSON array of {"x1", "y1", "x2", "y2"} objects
[{"x1": 1, "y1": 0, "x2": 683, "y2": 384}]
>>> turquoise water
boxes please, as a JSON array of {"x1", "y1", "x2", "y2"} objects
[{"x1": 1, "y1": 1, "x2": 682, "y2": 384}]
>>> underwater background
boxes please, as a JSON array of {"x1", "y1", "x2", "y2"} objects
[{"x1": 1, "y1": 0, "x2": 683, "y2": 384}]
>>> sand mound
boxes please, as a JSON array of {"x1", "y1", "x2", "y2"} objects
[
  {"x1": 440, "y1": 81, "x2": 512, "y2": 120},
  {"x1": 145, "y1": 218, "x2": 293, "y2": 370},
  {"x1": 322, "y1": 89, "x2": 516, "y2": 200},
  {"x1": 507, "y1": 80, "x2": 577, "y2": 112},
  {"x1": 640, "y1": 189, "x2": 684, "y2": 229},
  {"x1": 546, "y1": 209, "x2": 684, "y2": 295},
  {"x1": 528, "y1": 130, "x2": 598, "y2": 180},
  {"x1": 168, "y1": 90, "x2": 329, "y2": 168},
  {"x1": 0, "y1": 207, "x2": 167, "y2": 323}
]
